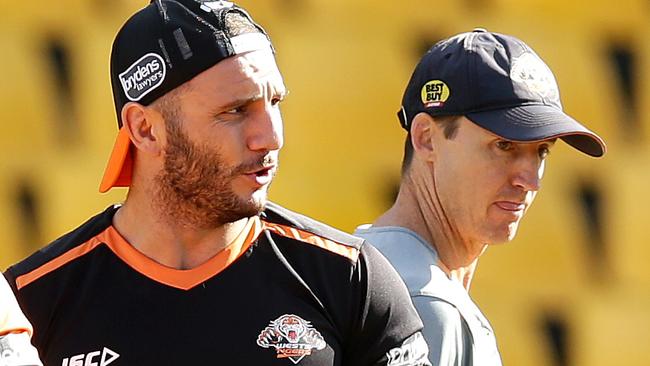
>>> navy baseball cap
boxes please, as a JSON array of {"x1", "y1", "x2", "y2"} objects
[
  {"x1": 398, "y1": 29, "x2": 606, "y2": 157},
  {"x1": 100, "y1": 0, "x2": 274, "y2": 192}
]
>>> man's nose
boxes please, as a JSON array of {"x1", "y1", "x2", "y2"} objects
[
  {"x1": 247, "y1": 104, "x2": 284, "y2": 152},
  {"x1": 511, "y1": 155, "x2": 544, "y2": 192}
]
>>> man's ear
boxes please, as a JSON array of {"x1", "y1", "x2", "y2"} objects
[
  {"x1": 121, "y1": 102, "x2": 164, "y2": 156},
  {"x1": 410, "y1": 112, "x2": 437, "y2": 162}
]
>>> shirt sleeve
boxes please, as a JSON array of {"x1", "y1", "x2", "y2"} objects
[
  {"x1": 346, "y1": 243, "x2": 431, "y2": 366},
  {"x1": 0, "y1": 275, "x2": 42, "y2": 366},
  {"x1": 412, "y1": 296, "x2": 473, "y2": 366},
  {"x1": 0, "y1": 275, "x2": 31, "y2": 336}
]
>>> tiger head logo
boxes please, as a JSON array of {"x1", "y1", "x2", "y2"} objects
[
  {"x1": 277, "y1": 315, "x2": 307, "y2": 344},
  {"x1": 257, "y1": 314, "x2": 326, "y2": 364}
]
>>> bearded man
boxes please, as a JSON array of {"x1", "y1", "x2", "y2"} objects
[{"x1": 4, "y1": 1, "x2": 430, "y2": 365}]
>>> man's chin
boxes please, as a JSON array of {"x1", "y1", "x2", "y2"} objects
[
  {"x1": 243, "y1": 191, "x2": 268, "y2": 215},
  {"x1": 502, "y1": 223, "x2": 521, "y2": 242},
  {"x1": 486, "y1": 223, "x2": 521, "y2": 244}
]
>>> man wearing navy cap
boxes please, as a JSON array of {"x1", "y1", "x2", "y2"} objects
[
  {"x1": 4, "y1": 1, "x2": 430, "y2": 365},
  {"x1": 355, "y1": 29, "x2": 606, "y2": 365}
]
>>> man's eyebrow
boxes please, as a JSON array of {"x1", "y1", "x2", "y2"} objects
[
  {"x1": 217, "y1": 95, "x2": 263, "y2": 111},
  {"x1": 213, "y1": 87, "x2": 287, "y2": 113}
]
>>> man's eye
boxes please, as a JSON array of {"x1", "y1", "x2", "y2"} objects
[
  {"x1": 496, "y1": 141, "x2": 514, "y2": 151},
  {"x1": 539, "y1": 146, "x2": 551, "y2": 159},
  {"x1": 271, "y1": 97, "x2": 283, "y2": 107},
  {"x1": 225, "y1": 106, "x2": 245, "y2": 114}
]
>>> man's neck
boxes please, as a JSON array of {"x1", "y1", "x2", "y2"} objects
[
  {"x1": 373, "y1": 173, "x2": 486, "y2": 290},
  {"x1": 112, "y1": 195, "x2": 249, "y2": 270}
]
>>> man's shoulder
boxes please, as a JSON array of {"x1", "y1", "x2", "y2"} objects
[
  {"x1": 354, "y1": 225, "x2": 452, "y2": 292},
  {"x1": 414, "y1": 296, "x2": 464, "y2": 325},
  {"x1": 5, "y1": 205, "x2": 119, "y2": 283},
  {"x1": 412, "y1": 296, "x2": 474, "y2": 365},
  {"x1": 262, "y1": 202, "x2": 365, "y2": 258}
]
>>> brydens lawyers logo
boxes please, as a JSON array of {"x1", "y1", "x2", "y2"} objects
[
  {"x1": 119, "y1": 53, "x2": 166, "y2": 102},
  {"x1": 257, "y1": 314, "x2": 326, "y2": 364},
  {"x1": 61, "y1": 347, "x2": 119, "y2": 366}
]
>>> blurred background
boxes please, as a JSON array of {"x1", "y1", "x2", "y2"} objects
[{"x1": 2, "y1": 0, "x2": 649, "y2": 365}]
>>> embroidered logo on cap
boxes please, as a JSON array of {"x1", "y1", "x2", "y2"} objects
[
  {"x1": 119, "y1": 53, "x2": 166, "y2": 102},
  {"x1": 510, "y1": 52, "x2": 559, "y2": 100},
  {"x1": 421, "y1": 80, "x2": 450, "y2": 108},
  {"x1": 257, "y1": 314, "x2": 326, "y2": 364}
]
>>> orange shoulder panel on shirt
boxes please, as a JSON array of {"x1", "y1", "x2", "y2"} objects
[
  {"x1": 263, "y1": 221, "x2": 360, "y2": 262},
  {"x1": 102, "y1": 216, "x2": 262, "y2": 290},
  {"x1": 15, "y1": 237, "x2": 104, "y2": 290},
  {"x1": 14, "y1": 216, "x2": 264, "y2": 292},
  {"x1": 0, "y1": 276, "x2": 33, "y2": 336}
]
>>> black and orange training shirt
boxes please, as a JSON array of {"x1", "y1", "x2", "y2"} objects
[{"x1": 5, "y1": 202, "x2": 430, "y2": 366}]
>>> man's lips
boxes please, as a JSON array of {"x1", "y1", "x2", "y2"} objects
[
  {"x1": 494, "y1": 201, "x2": 526, "y2": 212},
  {"x1": 244, "y1": 165, "x2": 276, "y2": 185}
]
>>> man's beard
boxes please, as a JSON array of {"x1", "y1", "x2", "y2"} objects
[{"x1": 153, "y1": 118, "x2": 275, "y2": 229}]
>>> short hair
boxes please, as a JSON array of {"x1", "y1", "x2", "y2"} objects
[
  {"x1": 150, "y1": 82, "x2": 188, "y2": 121},
  {"x1": 401, "y1": 115, "x2": 461, "y2": 175}
]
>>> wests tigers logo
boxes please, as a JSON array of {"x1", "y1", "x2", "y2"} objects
[{"x1": 256, "y1": 314, "x2": 326, "y2": 364}]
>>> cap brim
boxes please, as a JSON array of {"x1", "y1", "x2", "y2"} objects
[
  {"x1": 99, "y1": 127, "x2": 133, "y2": 193},
  {"x1": 466, "y1": 105, "x2": 606, "y2": 157}
]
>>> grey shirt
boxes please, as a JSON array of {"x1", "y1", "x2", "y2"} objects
[{"x1": 355, "y1": 225, "x2": 502, "y2": 366}]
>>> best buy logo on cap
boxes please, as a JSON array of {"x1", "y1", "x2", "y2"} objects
[
  {"x1": 421, "y1": 80, "x2": 450, "y2": 108},
  {"x1": 119, "y1": 53, "x2": 166, "y2": 102}
]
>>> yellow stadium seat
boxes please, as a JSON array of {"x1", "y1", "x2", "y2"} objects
[
  {"x1": 476, "y1": 292, "x2": 568, "y2": 366},
  {"x1": 28, "y1": 153, "x2": 125, "y2": 247},
  {"x1": 0, "y1": 32, "x2": 58, "y2": 164},
  {"x1": 571, "y1": 286, "x2": 650, "y2": 366},
  {"x1": 601, "y1": 148, "x2": 650, "y2": 288},
  {"x1": 0, "y1": 171, "x2": 38, "y2": 270}
]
